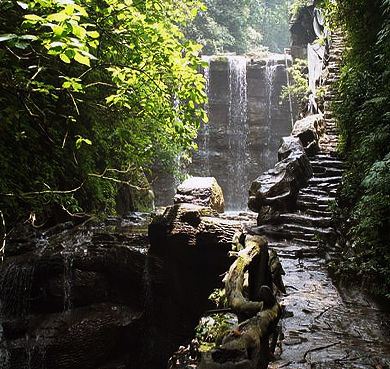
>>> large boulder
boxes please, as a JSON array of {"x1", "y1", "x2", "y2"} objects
[
  {"x1": 173, "y1": 177, "x2": 225, "y2": 213},
  {"x1": 291, "y1": 113, "x2": 325, "y2": 156},
  {"x1": 248, "y1": 137, "x2": 312, "y2": 223}
]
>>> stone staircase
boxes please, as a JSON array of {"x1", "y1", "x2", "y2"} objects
[{"x1": 259, "y1": 32, "x2": 345, "y2": 260}]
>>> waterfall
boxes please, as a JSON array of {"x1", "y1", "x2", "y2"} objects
[
  {"x1": 189, "y1": 53, "x2": 294, "y2": 212},
  {"x1": 263, "y1": 57, "x2": 277, "y2": 167},
  {"x1": 226, "y1": 56, "x2": 248, "y2": 210}
]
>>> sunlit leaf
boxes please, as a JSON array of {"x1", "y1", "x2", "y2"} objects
[
  {"x1": 60, "y1": 53, "x2": 71, "y2": 63},
  {"x1": 47, "y1": 13, "x2": 69, "y2": 22},
  {"x1": 74, "y1": 51, "x2": 90, "y2": 66},
  {"x1": 86, "y1": 30, "x2": 99, "y2": 38},
  {"x1": 72, "y1": 24, "x2": 86, "y2": 39},
  {"x1": 16, "y1": 2, "x2": 28, "y2": 9},
  {"x1": 24, "y1": 14, "x2": 44, "y2": 21}
]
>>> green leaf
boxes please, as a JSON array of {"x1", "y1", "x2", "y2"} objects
[
  {"x1": 15, "y1": 42, "x2": 29, "y2": 50},
  {"x1": 87, "y1": 30, "x2": 99, "y2": 38},
  {"x1": 24, "y1": 14, "x2": 44, "y2": 22},
  {"x1": 60, "y1": 53, "x2": 71, "y2": 63},
  {"x1": 16, "y1": 2, "x2": 29, "y2": 9},
  {"x1": 75, "y1": 135, "x2": 92, "y2": 149},
  {"x1": 72, "y1": 24, "x2": 87, "y2": 39},
  {"x1": 19, "y1": 35, "x2": 38, "y2": 41},
  {"x1": 47, "y1": 13, "x2": 69, "y2": 22},
  {"x1": 74, "y1": 51, "x2": 90, "y2": 66},
  {"x1": 50, "y1": 41, "x2": 65, "y2": 49},
  {"x1": 52, "y1": 26, "x2": 66, "y2": 36}
]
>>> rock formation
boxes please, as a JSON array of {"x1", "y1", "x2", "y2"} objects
[
  {"x1": 248, "y1": 136, "x2": 312, "y2": 223},
  {"x1": 154, "y1": 53, "x2": 296, "y2": 210},
  {"x1": 0, "y1": 220, "x2": 156, "y2": 369},
  {"x1": 291, "y1": 113, "x2": 326, "y2": 156},
  {"x1": 173, "y1": 177, "x2": 225, "y2": 213}
]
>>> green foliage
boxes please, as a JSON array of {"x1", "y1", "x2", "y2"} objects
[
  {"x1": 183, "y1": 0, "x2": 291, "y2": 54},
  {"x1": 0, "y1": 0, "x2": 207, "y2": 226},
  {"x1": 195, "y1": 313, "x2": 233, "y2": 346},
  {"x1": 208, "y1": 288, "x2": 227, "y2": 308},
  {"x1": 280, "y1": 58, "x2": 310, "y2": 112},
  {"x1": 289, "y1": 0, "x2": 313, "y2": 18},
  {"x1": 323, "y1": 0, "x2": 390, "y2": 299}
]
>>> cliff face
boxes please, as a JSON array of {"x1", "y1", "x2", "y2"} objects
[
  {"x1": 190, "y1": 54, "x2": 295, "y2": 211},
  {"x1": 154, "y1": 54, "x2": 295, "y2": 210}
]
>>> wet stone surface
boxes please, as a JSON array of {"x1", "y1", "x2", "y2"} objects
[{"x1": 270, "y1": 257, "x2": 390, "y2": 369}]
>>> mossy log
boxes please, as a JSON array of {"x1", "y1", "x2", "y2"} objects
[
  {"x1": 200, "y1": 235, "x2": 282, "y2": 369},
  {"x1": 224, "y1": 235, "x2": 273, "y2": 321}
]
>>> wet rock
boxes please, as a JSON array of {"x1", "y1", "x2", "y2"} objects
[
  {"x1": 174, "y1": 177, "x2": 225, "y2": 213},
  {"x1": 149, "y1": 203, "x2": 244, "y2": 366},
  {"x1": 248, "y1": 137, "x2": 312, "y2": 223},
  {"x1": 0, "y1": 220, "x2": 163, "y2": 369},
  {"x1": 291, "y1": 113, "x2": 325, "y2": 156},
  {"x1": 3, "y1": 303, "x2": 142, "y2": 369}
]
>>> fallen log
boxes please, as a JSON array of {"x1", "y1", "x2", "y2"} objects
[{"x1": 200, "y1": 234, "x2": 282, "y2": 369}]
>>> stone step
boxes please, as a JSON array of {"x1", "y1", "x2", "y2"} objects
[
  {"x1": 306, "y1": 208, "x2": 334, "y2": 218},
  {"x1": 326, "y1": 129, "x2": 339, "y2": 135},
  {"x1": 300, "y1": 187, "x2": 329, "y2": 197},
  {"x1": 282, "y1": 223, "x2": 335, "y2": 240},
  {"x1": 310, "y1": 159, "x2": 344, "y2": 169},
  {"x1": 312, "y1": 168, "x2": 344, "y2": 178},
  {"x1": 297, "y1": 200, "x2": 332, "y2": 212},
  {"x1": 324, "y1": 78, "x2": 340, "y2": 85},
  {"x1": 279, "y1": 213, "x2": 333, "y2": 228},
  {"x1": 311, "y1": 153, "x2": 342, "y2": 161},
  {"x1": 268, "y1": 242, "x2": 320, "y2": 259},
  {"x1": 307, "y1": 176, "x2": 342, "y2": 187},
  {"x1": 297, "y1": 193, "x2": 335, "y2": 205}
]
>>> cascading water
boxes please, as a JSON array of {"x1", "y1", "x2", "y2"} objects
[
  {"x1": 191, "y1": 53, "x2": 294, "y2": 211},
  {"x1": 198, "y1": 55, "x2": 211, "y2": 176},
  {"x1": 226, "y1": 56, "x2": 248, "y2": 210},
  {"x1": 263, "y1": 57, "x2": 278, "y2": 167}
]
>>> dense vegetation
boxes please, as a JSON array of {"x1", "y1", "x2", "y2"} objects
[
  {"x1": 0, "y1": 0, "x2": 301, "y2": 235},
  {"x1": 0, "y1": 0, "x2": 208, "y2": 230},
  {"x1": 320, "y1": 0, "x2": 390, "y2": 299},
  {"x1": 184, "y1": 0, "x2": 291, "y2": 54}
]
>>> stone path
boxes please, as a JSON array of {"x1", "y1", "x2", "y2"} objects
[{"x1": 267, "y1": 32, "x2": 390, "y2": 369}]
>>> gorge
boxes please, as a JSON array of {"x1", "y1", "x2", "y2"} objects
[{"x1": 1, "y1": 2, "x2": 390, "y2": 369}]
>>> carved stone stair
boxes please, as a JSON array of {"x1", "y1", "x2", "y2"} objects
[{"x1": 260, "y1": 32, "x2": 345, "y2": 260}]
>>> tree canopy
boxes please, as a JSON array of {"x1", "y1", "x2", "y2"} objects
[
  {"x1": 183, "y1": 0, "x2": 291, "y2": 54},
  {"x1": 0, "y1": 0, "x2": 208, "y2": 227}
]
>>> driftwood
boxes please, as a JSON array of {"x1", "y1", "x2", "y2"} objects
[{"x1": 200, "y1": 235, "x2": 282, "y2": 369}]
